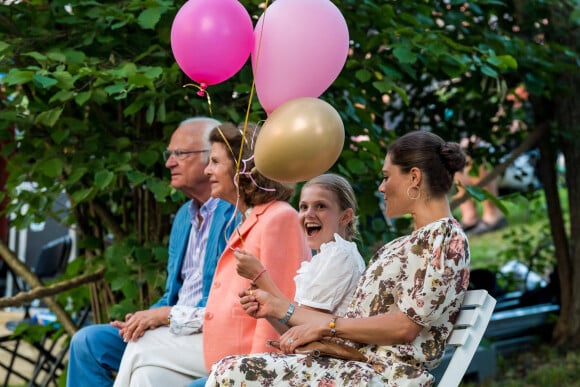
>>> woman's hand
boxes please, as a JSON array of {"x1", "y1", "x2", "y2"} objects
[
  {"x1": 278, "y1": 323, "x2": 324, "y2": 353},
  {"x1": 234, "y1": 249, "x2": 264, "y2": 280},
  {"x1": 239, "y1": 288, "x2": 286, "y2": 319}
]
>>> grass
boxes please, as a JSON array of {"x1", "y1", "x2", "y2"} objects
[
  {"x1": 457, "y1": 188, "x2": 578, "y2": 386},
  {"x1": 460, "y1": 189, "x2": 560, "y2": 270},
  {"x1": 462, "y1": 343, "x2": 580, "y2": 387}
]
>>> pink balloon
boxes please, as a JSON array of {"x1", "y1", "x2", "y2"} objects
[
  {"x1": 171, "y1": 0, "x2": 254, "y2": 86},
  {"x1": 252, "y1": 0, "x2": 349, "y2": 114}
]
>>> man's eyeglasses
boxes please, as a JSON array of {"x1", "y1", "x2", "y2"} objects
[{"x1": 163, "y1": 149, "x2": 209, "y2": 161}]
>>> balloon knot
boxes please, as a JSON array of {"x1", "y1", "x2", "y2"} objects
[{"x1": 197, "y1": 83, "x2": 207, "y2": 97}]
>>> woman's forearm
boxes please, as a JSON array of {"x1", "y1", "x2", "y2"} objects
[
  {"x1": 280, "y1": 301, "x2": 332, "y2": 328},
  {"x1": 331, "y1": 312, "x2": 423, "y2": 345}
]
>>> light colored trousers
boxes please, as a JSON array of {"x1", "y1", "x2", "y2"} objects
[{"x1": 113, "y1": 326, "x2": 207, "y2": 387}]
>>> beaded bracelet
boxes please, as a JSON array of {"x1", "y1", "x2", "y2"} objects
[
  {"x1": 330, "y1": 317, "x2": 338, "y2": 337},
  {"x1": 251, "y1": 268, "x2": 267, "y2": 284},
  {"x1": 279, "y1": 303, "x2": 295, "y2": 325}
]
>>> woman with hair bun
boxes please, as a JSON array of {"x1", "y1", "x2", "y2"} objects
[{"x1": 207, "y1": 130, "x2": 471, "y2": 386}]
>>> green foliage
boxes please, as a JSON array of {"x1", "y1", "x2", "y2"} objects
[
  {"x1": 0, "y1": 0, "x2": 577, "y2": 321},
  {"x1": 463, "y1": 344, "x2": 580, "y2": 386},
  {"x1": 468, "y1": 188, "x2": 566, "y2": 287}
]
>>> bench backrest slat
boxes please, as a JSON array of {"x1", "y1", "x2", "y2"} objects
[{"x1": 437, "y1": 289, "x2": 496, "y2": 387}]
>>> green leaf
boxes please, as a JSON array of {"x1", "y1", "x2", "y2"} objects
[
  {"x1": 355, "y1": 69, "x2": 372, "y2": 82},
  {"x1": 143, "y1": 67, "x2": 163, "y2": 79},
  {"x1": 70, "y1": 188, "x2": 93, "y2": 204},
  {"x1": 50, "y1": 128, "x2": 69, "y2": 144},
  {"x1": 151, "y1": 246, "x2": 169, "y2": 261},
  {"x1": 346, "y1": 158, "x2": 367, "y2": 174},
  {"x1": 122, "y1": 281, "x2": 140, "y2": 300},
  {"x1": 571, "y1": 7, "x2": 580, "y2": 26},
  {"x1": 372, "y1": 80, "x2": 394, "y2": 93},
  {"x1": 49, "y1": 90, "x2": 75, "y2": 103},
  {"x1": 146, "y1": 179, "x2": 171, "y2": 201},
  {"x1": 126, "y1": 170, "x2": 148, "y2": 186},
  {"x1": 64, "y1": 50, "x2": 87, "y2": 64},
  {"x1": 0, "y1": 41, "x2": 9, "y2": 53},
  {"x1": 104, "y1": 84, "x2": 127, "y2": 96},
  {"x1": 480, "y1": 65, "x2": 498, "y2": 77},
  {"x1": 110, "y1": 275, "x2": 128, "y2": 292},
  {"x1": 23, "y1": 51, "x2": 47, "y2": 62},
  {"x1": 146, "y1": 103, "x2": 155, "y2": 125},
  {"x1": 67, "y1": 167, "x2": 88, "y2": 185},
  {"x1": 47, "y1": 51, "x2": 67, "y2": 63},
  {"x1": 137, "y1": 149, "x2": 159, "y2": 168},
  {"x1": 393, "y1": 47, "x2": 417, "y2": 64},
  {"x1": 111, "y1": 21, "x2": 128, "y2": 30},
  {"x1": 114, "y1": 137, "x2": 132, "y2": 150},
  {"x1": 134, "y1": 246, "x2": 151, "y2": 264},
  {"x1": 33, "y1": 74, "x2": 58, "y2": 89},
  {"x1": 480, "y1": 190, "x2": 509, "y2": 215},
  {"x1": 39, "y1": 158, "x2": 63, "y2": 178},
  {"x1": 487, "y1": 55, "x2": 518, "y2": 70},
  {"x1": 110, "y1": 63, "x2": 137, "y2": 78},
  {"x1": 138, "y1": 7, "x2": 163, "y2": 30},
  {"x1": 75, "y1": 91, "x2": 92, "y2": 106},
  {"x1": 109, "y1": 151, "x2": 132, "y2": 165},
  {"x1": 92, "y1": 88, "x2": 108, "y2": 104},
  {"x1": 464, "y1": 186, "x2": 487, "y2": 201},
  {"x1": 94, "y1": 170, "x2": 115, "y2": 189},
  {"x1": 128, "y1": 73, "x2": 153, "y2": 88},
  {"x1": 124, "y1": 100, "x2": 145, "y2": 116},
  {"x1": 35, "y1": 107, "x2": 63, "y2": 127},
  {"x1": 53, "y1": 71, "x2": 75, "y2": 89},
  {"x1": 157, "y1": 101, "x2": 166, "y2": 122},
  {"x1": 106, "y1": 243, "x2": 133, "y2": 263},
  {"x1": 463, "y1": 186, "x2": 509, "y2": 216}
]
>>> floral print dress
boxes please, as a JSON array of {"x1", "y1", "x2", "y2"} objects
[{"x1": 206, "y1": 218, "x2": 470, "y2": 387}]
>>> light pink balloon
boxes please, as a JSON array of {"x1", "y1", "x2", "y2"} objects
[
  {"x1": 252, "y1": 0, "x2": 349, "y2": 114},
  {"x1": 171, "y1": 0, "x2": 254, "y2": 86}
]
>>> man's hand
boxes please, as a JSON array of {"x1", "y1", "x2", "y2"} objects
[{"x1": 110, "y1": 306, "x2": 171, "y2": 342}]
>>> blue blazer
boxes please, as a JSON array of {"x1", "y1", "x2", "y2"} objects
[{"x1": 151, "y1": 199, "x2": 238, "y2": 308}]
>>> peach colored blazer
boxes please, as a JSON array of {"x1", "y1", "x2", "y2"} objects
[{"x1": 203, "y1": 200, "x2": 311, "y2": 371}]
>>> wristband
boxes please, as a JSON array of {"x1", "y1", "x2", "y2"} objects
[
  {"x1": 278, "y1": 303, "x2": 295, "y2": 325},
  {"x1": 251, "y1": 268, "x2": 267, "y2": 284}
]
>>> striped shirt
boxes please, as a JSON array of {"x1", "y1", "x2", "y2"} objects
[{"x1": 175, "y1": 197, "x2": 219, "y2": 307}]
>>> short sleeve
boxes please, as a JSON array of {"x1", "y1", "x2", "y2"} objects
[
  {"x1": 294, "y1": 234, "x2": 365, "y2": 315},
  {"x1": 397, "y1": 221, "x2": 470, "y2": 326}
]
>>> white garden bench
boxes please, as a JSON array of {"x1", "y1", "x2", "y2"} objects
[{"x1": 437, "y1": 289, "x2": 496, "y2": 387}]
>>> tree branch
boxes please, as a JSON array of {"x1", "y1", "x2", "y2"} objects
[
  {"x1": 0, "y1": 269, "x2": 105, "y2": 308},
  {"x1": 450, "y1": 123, "x2": 548, "y2": 209},
  {"x1": 0, "y1": 240, "x2": 102, "y2": 335}
]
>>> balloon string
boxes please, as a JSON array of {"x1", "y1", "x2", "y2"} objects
[
  {"x1": 188, "y1": 0, "x2": 271, "y2": 249},
  {"x1": 235, "y1": 156, "x2": 275, "y2": 193},
  {"x1": 238, "y1": 0, "x2": 270, "y2": 175},
  {"x1": 251, "y1": 0, "x2": 269, "y2": 88},
  {"x1": 183, "y1": 83, "x2": 213, "y2": 116}
]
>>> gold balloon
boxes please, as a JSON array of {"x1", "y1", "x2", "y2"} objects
[{"x1": 254, "y1": 97, "x2": 345, "y2": 183}]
